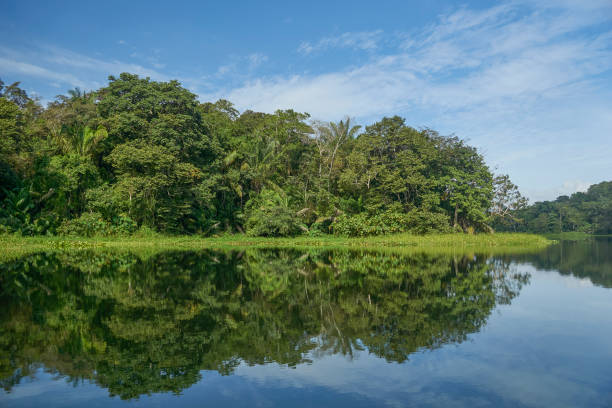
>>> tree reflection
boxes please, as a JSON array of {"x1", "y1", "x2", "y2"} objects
[
  {"x1": 500, "y1": 237, "x2": 612, "y2": 288},
  {"x1": 0, "y1": 248, "x2": 529, "y2": 399}
]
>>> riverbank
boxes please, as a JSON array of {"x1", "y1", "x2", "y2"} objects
[{"x1": 0, "y1": 233, "x2": 552, "y2": 260}]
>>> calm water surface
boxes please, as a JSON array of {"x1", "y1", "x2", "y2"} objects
[{"x1": 1, "y1": 238, "x2": 611, "y2": 407}]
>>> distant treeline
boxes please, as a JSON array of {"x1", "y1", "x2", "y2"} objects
[
  {"x1": 1, "y1": 73, "x2": 528, "y2": 236},
  {"x1": 494, "y1": 181, "x2": 612, "y2": 234}
]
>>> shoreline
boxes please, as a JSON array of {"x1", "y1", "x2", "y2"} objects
[{"x1": 0, "y1": 233, "x2": 553, "y2": 260}]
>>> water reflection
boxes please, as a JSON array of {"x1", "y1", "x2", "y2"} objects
[
  {"x1": 0, "y1": 248, "x2": 528, "y2": 400},
  {"x1": 510, "y1": 237, "x2": 612, "y2": 288}
]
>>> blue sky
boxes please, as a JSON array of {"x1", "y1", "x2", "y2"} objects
[{"x1": 1, "y1": 0, "x2": 611, "y2": 201}]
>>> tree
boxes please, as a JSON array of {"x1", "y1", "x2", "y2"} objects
[
  {"x1": 58, "y1": 125, "x2": 108, "y2": 156},
  {"x1": 244, "y1": 188, "x2": 303, "y2": 236},
  {"x1": 1, "y1": 73, "x2": 545, "y2": 236},
  {"x1": 313, "y1": 117, "x2": 360, "y2": 187},
  {"x1": 105, "y1": 141, "x2": 202, "y2": 232},
  {"x1": 0, "y1": 79, "x2": 30, "y2": 108},
  {"x1": 497, "y1": 181, "x2": 612, "y2": 234},
  {"x1": 438, "y1": 136, "x2": 493, "y2": 231},
  {"x1": 490, "y1": 174, "x2": 528, "y2": 230},
  {"x1": 0, "y1": 98, "x2": 22, "y2": 161}
]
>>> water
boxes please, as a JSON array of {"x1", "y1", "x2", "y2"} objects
[{"x1": 1, "y1": 238, "x2": 611, "y2": 407}]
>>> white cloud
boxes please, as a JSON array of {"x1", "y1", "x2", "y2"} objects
[
  {"x1": 218, "y1": 63, "x2": 416, "y2": 119},
  {"x1": 212, "y1": 52, "x2": 268, "y2": 79},
  {"x1": 0, "y1": 45, "x2": 169, "y2": 92},
  {"x1": 42, "y1": 45, "x2": 169, "y2": 81},
  {"x1": 247, "y1": 53, "x2": 268, "y2": 68},
  {"x1": 0, "y1": 57, "x2": 88, "y2": 88},
  {"x1": 228, "y1": 2, "x2": 611, "y2": 118},
  {"x1": 298, "y1": 30, "x2": 383, "y2": 55},
  {"x1": 528, "y1": 180, "x2": 593, "y2": 203}
]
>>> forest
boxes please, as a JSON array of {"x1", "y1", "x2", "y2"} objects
[
  {"x1": 494, "y1": 181, "x2": 612, "y2": 234},
  {"x1": 0, "y1": 73, "x2": 556, "y2": 237}
]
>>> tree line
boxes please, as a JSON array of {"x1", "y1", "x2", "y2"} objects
[
  {"x1": 1, "y1": 73, "x2": 528, "y2": 236},
  {"x1": 494, "y1": 181, "x2": 611, "y2": 234}
]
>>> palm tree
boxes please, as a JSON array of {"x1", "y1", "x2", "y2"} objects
[
  {"x1": 58, "y1": 125, "x2": 107, "y2": 156},
  {"x1": 242, "y1": 132, "x2": 281, "y2": 193},
  {"x1": 55, "y1": 87, "x2": 96, "y2": 104},
  {"x1": 67, "y1": 87, "x2": 83, "y2": 101},
  {"x1": 316, "y1": 117, "x2": 361, "y2": 187}
]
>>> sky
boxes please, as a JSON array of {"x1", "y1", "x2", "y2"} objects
[{"x1": 1, "y1": 0, "x2": 611, "y2": 202}]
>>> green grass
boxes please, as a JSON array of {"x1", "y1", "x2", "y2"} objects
[{"x1": 0, "y1": 233, "x2": 552, "y2": 260}]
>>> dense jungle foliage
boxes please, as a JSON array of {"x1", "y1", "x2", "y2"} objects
[
  {"x1": 0, "y1": 248, "x2": 528, "y2": 398},
  {"x1": 1, "y1": 74, "x2": 531, "y2": 236},
  {"x1": 493, "y1": 181, "x2": 612, "y2": 234}
]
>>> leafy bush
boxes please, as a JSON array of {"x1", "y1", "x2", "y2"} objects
[
  {"x1": 405, "y1": 211, "x2": 452, "y2": 234},
  {"x1": 30, "y1": 212, "x2": 61, "y2": 235},
  {"x1": 309, "y1": 218, "x2": 333, "y2": 235},
  {"x1": 0, "y1": 161, "x2": 20, "y2": 201},
  {"x1": 110, "y1": 214, "x2": 138, "y2": 235},
  {"x1": 0, "y1": 186, "x2": 60, "y2": 235},
  {"x1": 57, "y1": 212, "x2": 113, "y2": 237},
  {"x1": 0, "y1": 186, "x2": 35, "y2": 234},
  {"x1": 332, "y1": 210, "x2": 451, "y2": 237},
  {"x1": 85, "y1": 184, "x2": 122, "y2": 219},
  {"x1": 132, "y1": 224, "x2": 161, "y2": 238},
  {"x1": 57, "y1": 212, "x2": 139, "y2": 237},
  {"x1": 245, "y1": 189, "x2": 303, "y2": 237}
]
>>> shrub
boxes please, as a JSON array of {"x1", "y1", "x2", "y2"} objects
[
  {"x1": 0, "y1": 186, "x2": 60, "y2": 235},
  {"x1": 404, "y1": 211, "x2": 452, "y2": 234},
  {"x1": 110, "y1": 214, "x2": 138, "y2": 235},
  {"x1": 245, "y1": 189, "x2": 303, "y2": 237},
  {"x1": 246, "y1": 206, "x2": 303, "y2": 237},
  {"x1": 309, "y1": 218, "x2": 333, "y2": 235},
  {"x1": 58, "y1": 212, "x2": 139, "y2": 237},
  {"x1": 31, "y1": 212, "x2": 61, "y2": 235},
  {"x1": 58, "y1": 212, "x2": 113, "y2": 237},
  {"x1": 132, "y1": 224, "x2": 160, "y2": 238},
  {"x1": 332, "y1": 210, "x2": 451, "y2": 237},
  {"x1": 453, "y1": 224, "x2": 465, "y2": 233}
]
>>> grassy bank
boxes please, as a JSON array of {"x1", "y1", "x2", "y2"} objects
[{"x1": 0, "y1": 233, "x2": 552, "y2": 260}]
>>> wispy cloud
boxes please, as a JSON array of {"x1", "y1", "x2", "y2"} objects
[
  {"x1": 231, "y1": 2, "x2": 611, "y2": 118},
  {"x1": 0, "y1": 56, "x2": 89, "y2": 88},
  {"x1": 529, "y1": 179, "x2": 593, "y2": 202},
  {"x1": 0, "y1": 45, "x2": 169, "y2": 92},
  {"x1": 43, "y1": 46, "x2": 168, "y2": 81},
  {"x1": 247, "y1": 53, "x2": 268, "y2": 69},
  {"x1": 214, "y1": 53, "x2": 268, "y2": 78},
  {"x1": 298, "y1": 30, "x2": 383, "y2": 55},
  {"x1": 128, "y1": 48, "x2": 166, "y2": 70}
]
